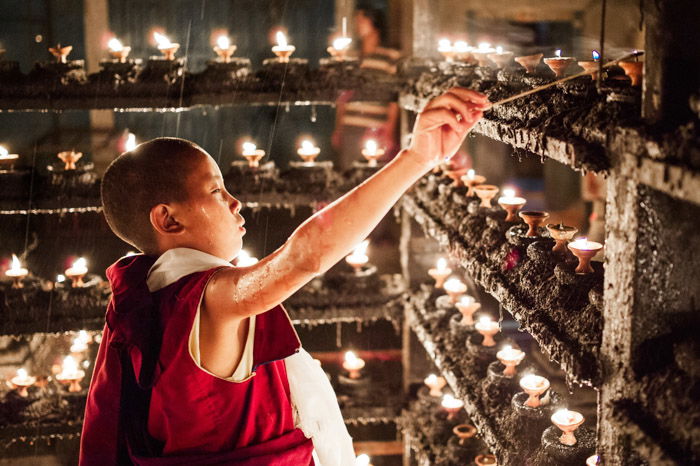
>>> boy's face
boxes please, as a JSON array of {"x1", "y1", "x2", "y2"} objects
[{"x1": 174, "y1": 153, "x2": 245, "y2": 261}]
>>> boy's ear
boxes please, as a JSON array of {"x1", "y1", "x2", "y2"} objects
[{"x1": 149, "y1": 204, "x2": 184, "y2": 235}]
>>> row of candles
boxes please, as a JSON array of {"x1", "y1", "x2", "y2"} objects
[
  {"x1": 436, "y1": 40, "x2": 642, "y2": 85},
  {"x1": 42, "y1": 28, "x2": 352, "y2": 66}
]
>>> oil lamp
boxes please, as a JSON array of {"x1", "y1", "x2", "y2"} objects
[
  {"x1": 551, "y1": 409, "x2": 585, "y2": 446},
  {"x1": 0, "y1": 145, "x2": 19, "y2": 170},
  {"x1": 586, "y1": 455, "x2": 600, "y2": 466},
  {"x1": 455, "y1": 295, "x2": 481, "y2": 326},
  {"x1": 236, "y1": 250, "x2": 259, "y2": 267},
  {"x1": 473, "y1": 184, "x2": 499, "y2": 208},
  {"x1": 443, "y1": 277, "x2": 467, "y2": 303},
  {"x1": 497, "y1": 187, "x2": 526, "y2": 222},
  {"x1": 441, "y1": 393, "x2": 464, "y2": 419},
  {"x1": 474, "y1": 454, "x2": 497, "y2": 466},
  {"x1": 453, "y1": 41, "x2": 473, "y2": 63},
  {"x1": 49, "y1": 44, "x2": 72, "y2": 63},
  {"x1": 428, "y1": 258, "x2": 452, "y2": 288},
  {"x1": 361, "y1": 139, "x2": 384, "y2": 167},
  {"x1": 514, "y1": 53, "x2": 543, "y2": 74},
  {"x1": 424, "y1": 373, "x2": 447, "y2": 397},
  {"x1": 124, "y1": 132, "x2": 137, "y2": 152},
  {"x1": 546, "y1": 223, "x2": 578, "y2": 253},
  {"x1": 297, "y1": 139, "x2": 321, "y2": 165},
  {"x1": 475, "y1": 316, "x2": 500, "y2": 347},
  {"x1": 241, "y1": 142, "x2": 265, "y2": 168},
  {"x1": 568, "y1": 237, "x2": 603, "y2": 274},
  {"x1": 487, "y1": 46, "x2": 514, "y2": 68},
  {"x1": 472, "y1": 42, "x2": 496, "y2": 67},
  {"x1": 578, "y1": 50, "x2": 601, "y2": 80},
  {"x1": 345, "y1": 240, "x2": 369, "y2": 273},
  {"x1": 438, "y1": 39, "x2": 455, "y2": 62},
  {"x1": 70, "y1": 330, "x2": 90, "y2": 354},
  {"x1": 5, "y1": 254, "x2": 28, "y2": 288},
  {"x1": 153, "y1": 32, "x2": 179, "y2": 60},
  {"x1": 544, "y1": 49, "x2": 576, "y2": 78},
  {"x1": 56, "y1": 355, "x2": 85, "y2": 392},
  {"x1": 619, "y1": 60, "x2": 643, "y2": 86},
  {"x1": 355, "y1": 454, "x2": 372, "y2": 466},
  {"x1": 65, "y1": 257, "x2": 88, "y2": 287},
  {"x1": 519, "y1": 211, "x2": 550, "y2": 237},
  {"x1": 9, "y1": 368, "x2": 36, "y2": 397},
  {"x1": 107, "y1": 37, "x2": 131, "y2": 62},
  {"x1": 519, "y1": 374, "x2": 550, "y2": 408},
  {"x1": 328, "y1": 36, "x2": 352, "y2": 60},
  {"x1": 452, "y1": 424, "x2": 477, "y2": 445},
  {"x1": 461, "y1": 169, "x2": 486, "y2": 197},
  {"x1": 57, "y1": 150, "x2": 82, "y2": 170},
  {"x1": 496, "y1": 345, "x2": 525, "y2": 377},
  {"x1": 213, "y1": 35, "x2": 237, "y2": 63},
  {"x1": 272, "y1": 31, "x2": 296, "y2": 63},
  {"x1": 343, "y1": 351, "x2": 365, "y2": 379}
]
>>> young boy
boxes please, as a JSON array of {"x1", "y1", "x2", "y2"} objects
[{"x1": 79, "y1": 88, "x2": 488, "y2": 465}]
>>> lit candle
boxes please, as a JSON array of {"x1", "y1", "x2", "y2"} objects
[
  {"x1": 10, "y1": 368, "x2": 36, "y2": 397},
  {"x1": 424, "y1": 373, "x2": 447, "y2": 397},
  {"x1": 345, "y1": 240, "x2": 369, "y2": 273},
  {"x1": 497, "y1": 187, "x2": 526, "y2": 222},
  {"x1": 586, "y1": 455, "x2": 600, "y2": 466},
  {"x1": 70, "y1": 330, "x2": 90, "y2": 354},
  {"x1": 441, "y1": 393, "x2": 464, "y2": 419},
  {"x1": 125, "y1": 132, "x2": 137, "y2": 152},
  {"x1": 343, "y1": 351, "x2": 365, "y2": 379},
  {"x1": 5, "y1": 254, "x2": 28, "y2": 288},
  {"x1": 213, "y1": 34, "x2": 237, "y2": 62},
  {"x1": 49, "y1": 44, "x2": 72, "y2": 63},
  {"x1": 438, "y1": 38, "x2": 455, "y2": 62},
  {"x1": 487, "y1": 45, "x2": 514, "y2": 68},
  {"x1": 56, "y1": 274, "x2": 66, "y2": 284},
  {"x1": 297, "y1": 139, "x2": 321, "y2": 164},
  {"x1": 474, "y1": 454, "x2": 497, "y2": 466},
  {"x1": 473, "y1": 184, "x2": 499, "y2": 208},
  {"x1": 519, "y1": 374, "x2": 550, "y2": 408},
  {"x1": 428, "y1": 257, "x2": 452, "y2": 289},
  {"x1": 0, "y1": 145, "x2": 19, "y2": 169},
  {"x1": 544, "y1": 49, "x2": 575, "y2": 78},
  {"x1": 472, "y1": 42, "x2": 495, "y2": 66},
  {"x1": 568, "y1": 237, "x2": 604, "y2": 274},
  {"x1": 361, "y1": 139, "x2": 384, "y2": 167},
  {"x1": 236, "y1": 250, "x2": 259, "y2": 267},
  {"x1": 154, "y1": 31, "x2": 180, "y2": 60},
  {"x1": 455, "y1": 295, "x2": 481, "y2": 325},
  {"x1": 578, "y1": 50, "x2": 602, "y2": 80},
  {"x1": 474, "y1": 316, "x2": 500, "y2": 347},
  {"x1": 355, "y1": 454, "x2": 372, "y2": 466},
  {"x1": 107, "y1": 37, "x2": 131, "y2": 62},
  {"x1": 56, "y1": 355, "x2": 86, "y2": 392},
  {"x1": 443, "y1": 277, "x2": 467, "y2": 303},
  {"x1": 551, "y1": 409, "x2": 585, "y2": 446},
  {"x1": 271, "y1": 31, "x2": 296, "y2": 63},
  {"x1": 65, "y1": 257, "x2": 88, "y2": 288},
  {"x1": 461, "y1": 169, "x2": 486, "y2": 197},
  {"x1": 453, "y1": 40, "x2": 472, "y2": 62},
  {"x1": 241, "y1": 142, "x2": 265, "y2": 168},
  {"x1": 328, "y1": 36, "x2": 352, "y2": 60},
  {"x1": 496, "y1": 345, "x2": 525, "y2": 377},
  {"x1": 57, "y1": 150, "x2": 83, "y2": 170}
]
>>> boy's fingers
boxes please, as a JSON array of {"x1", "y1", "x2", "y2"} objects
[
  {"x1": 426, "y1": 93, "x2": 472, "y2": 124},
  {"x1": 422, "y1": 108, "x2": 462, "y2": 134},
  {"x1": 447, "y1": 87, "x2": 490, "y2": 104}
]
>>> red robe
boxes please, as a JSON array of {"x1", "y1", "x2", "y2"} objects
[{"x1": 80, "y1": 254, "x2": 313, "y2": 465}]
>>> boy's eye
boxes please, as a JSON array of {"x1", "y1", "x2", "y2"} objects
[{"x1": 212, "y1": 188, "x2": 222, "y2": 194}]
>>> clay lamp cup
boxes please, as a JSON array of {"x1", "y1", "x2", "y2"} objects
[
  {"x1": 342, "y1": 351, "x2": 365, "y2": 380},
  {"x1": 57, "y1": 150, "x2": 82, "y2": 171},
  {"x1": 474, "y1": 316, "x2": 500, "y2": 347},
  {"x1": 519, "y1": 374, "x2": 550, "y2": 408},
  {"x1": 441, "y1": 394, "x2": 464, "y2": 420},
  {"x1": 443, "y1": 277, "x2": 467, "y2": 304},
  {"x1": 0, "y1": 146, "x2": 20, "y2": 170},
  {"x1": 586, "y1": 455, "x2": 601, "y2": 466},
  {"x1": 444, "y1": 167, "x2": 469, "y2": 186},
  {"x1": 544, "y1": 50, "x2": 576, "y2": 78},
  {"x1": 428, "y1": 258, "x2": 452, "y2": 289},
  {"x1": 568, "y1": 238, "x2": 603, "y2": 274},
  {"x1": 473, "y1": 184, "x2": 499, "y2": 208},
  {"x1": 577, "y1": 50, "x2": 602, "y2": 80},
  {"x1": 241, "y1": 142, "x2": 266, "y2": 168},
  {"x1": 55, "y1": 356, "x2": 85, "y2": 393},
  {"x1": 5, "y1": 254, "x2": 28, "y2": 289},
  {"x1": 546, "y1": 223, "x2": 578, "y2": 253},
  {"x1": 438, "y1": 39, "x2": 456, "y2": 63},
  {"x1": 361, "y1": 140, "x2": 385, "y2": 167},
  {"x1": 551, "y1": 409, "x2": 585, "y2": 446},
  {"x1": 327, "y1": 37, "x2": 352, "y2": 61},
  {"x1": 49, "y1": 44, "x2": 72, "y2": 63},
  {"x1": 496, "y1": 345, "x2": 525, "y2": 377},
  {"x1": 453, "y1": 41, "x2": 474, "y2": 64},
  {"x1": 9, "y1": 368, "x2": 36, "y2": 398},
  {"x1": 498, "y1": 188, "x2": 526, "y2": 222},
  {"x1": 213, "y1": 35, "x2": 237, "y2": 63},
  {"x1": 297, "y1": 140, "x2": 321, "y2": 165},
  {"x1": 108, "y1": 38, "x2": 131, "y2": 62},
  {"x1": 514, "y1": 53, "x2": 543, "y2": 74},
  {"x1": 271, "y1": 31, "x2": 296, "y2": 63},
  {"x1": 519, "y1": 210, "x2": 550, "y2": 237},
  {"x1": 65, "y1": 257, "x2": 88, "y2": 288},
  {"x1": 619, "y1": 61, "x2": 643, "y2": 87},
  {"x1": 452, "y1": 424, "x2": 477, "y2": 446},
  {"x1": 461, "y1": 170, "x2": 486, "y2": 197},
  {"x1": 154, "y1": 32, "x2": 180, "y2": 61},
  {"x1": 424, "y1": 374, "x2": 447, "y2": 397},
  {"x1": 475, "y1": 454, "x2": 498, "y2": 466},
  {"x1": 455, "y1": 295, "x2": 481, "y2": 326},
  {"x1": 487, "y1": 49, "x2": 514, "y2": 69}
]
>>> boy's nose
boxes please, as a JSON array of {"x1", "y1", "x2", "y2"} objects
[{"x1": 229, "y1": 196, "x2": 241, "y2": 214}]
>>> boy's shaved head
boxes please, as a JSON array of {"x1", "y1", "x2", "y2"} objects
[{"x1": 101, "y1": 137, "x2": 207, "y2": 254}]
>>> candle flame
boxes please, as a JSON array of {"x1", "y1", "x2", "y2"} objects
[
  {"x1": 154, "y1": 32, "x2": 173, "y2": 49},
  {"x1": 276, "y1": 31, "x2": 288, "y2": 48},
  {"x1": 125, "y1": 132, "x2": 137, "y2": 152},
  {"x1": 555, "y1": 49, "x2": 562, "y2": 58},
  {"x1": 0, "y1": 146, "x2": 8, "y2": 157},
  {"x1": 237, "y1": 250, "x2": 259, "y2": 267},
  {"x1": 592, "y1": 50, "x2": 600, "y2": 60},
  {"x1": 441, "y1": 393, "x2": 464, "y2": 409},
  {"x1": 478, "y1": 42, "x2": 491, "y2": 50},
  {"x1": 63, "y1": 355, "x2": 78, "y2": 374},
  {"x1": 351, "y1": 240, "x2": 369, "y2": 257},
  {"x1": 345, "y1": 351, "x2": 360, "y2": 364},
  {"x1": 436, "y1": 257, "x2": 447, "y2": 271},
  {"x1": 438, "y1": 38, "x2": 452, "y2": 51},
  {"x1": 458, "y1": 295, "x2": 475, "y2": 305},
  {"x1": 425, "y1": 373, "x2": 437, "y2": 384},
  {"x1": 242, "y1": 142, "x2": 257, "y2": 154},
  {"x1": 503, "y1": 187, "x2": 516, "y2": 198},
  {"x1": 502, "y1": 345, "x2": 512, "y2": 352},
  {"x1": 56, "y1": 274, "x2": 65, "y2": 283},
  {"x1": 355, "y1": 454, "x2": 371, "y2": 466},
  {"x1": 301, "y1": 140, "x2": 315, "y2": 151},
  {"x1": 444, "y1": 277, "x2": 464, "y2": 291},
  {"x1": 467, "y1": 168, "x2": 475, "y2": 179},
  {"x1": 216, "y1": 35, "x2": 231, "y2": 50},
  {"x1": 73, "y1": 257, "x2": 87, "y2": 269},
  {"x1": 108, "y1": 37, "x2": 124, "y2": 52},
  {"x1": 10, "y1": 254, "x2": 21, "y2": 271},
  {"x1": 333, "y1": 37, "x2": 352, "y2": 51},
  {"x1": 478, "y1": 315, "x2": 493, "y2": 325},
  {"x1": 454, "y1": 41, "x2": 469, "y2": 53},
  {"x1": 496, "y1": 46, "x2": 503, "y2": 54},
  {"x1": 553, "y1": 408, "x2": 581, "y2": 425},
  {"x1": 17, "y1": 368, "x2": 27, "y2": 379},
  {"x1": 364, "y1": 139, "x2": 377, "y2": 153}
]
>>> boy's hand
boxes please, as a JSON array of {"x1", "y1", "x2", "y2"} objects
[{"x1": 406, "y1": 88, "x2": 489, "y2": 168}]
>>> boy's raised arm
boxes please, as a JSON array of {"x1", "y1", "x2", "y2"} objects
[{"x1": 206, "y1": 88, "x2": 488, "y2": 319}]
